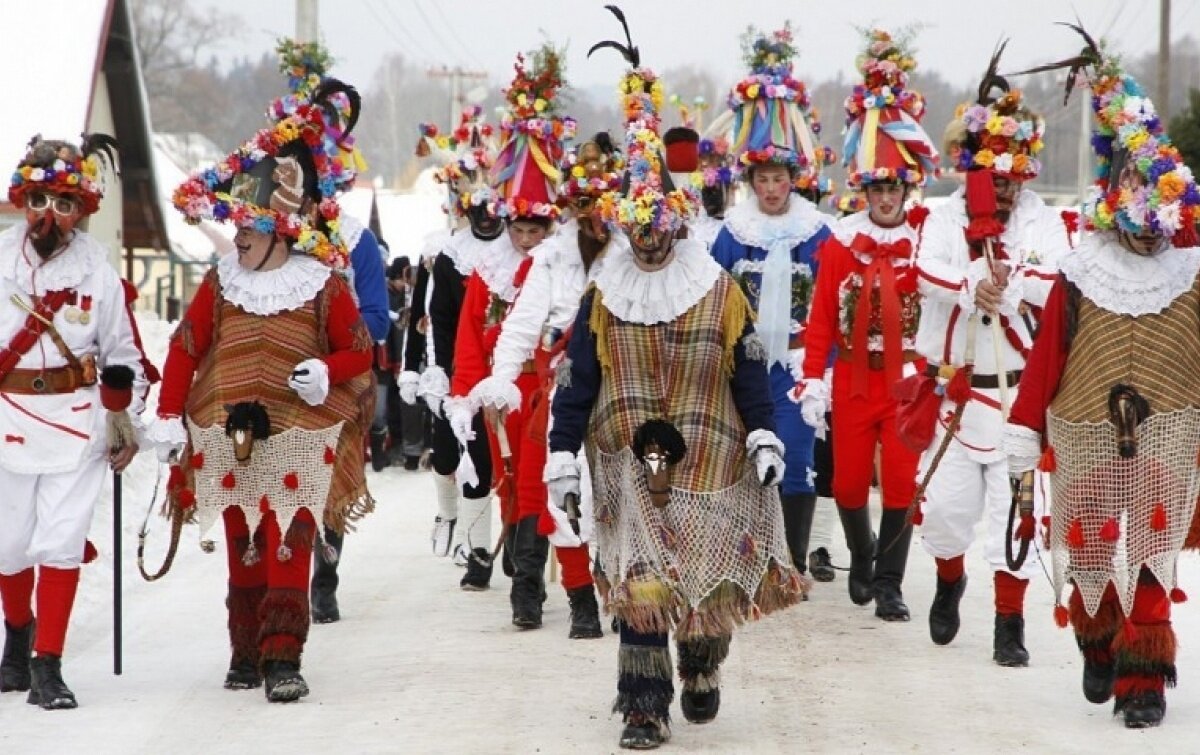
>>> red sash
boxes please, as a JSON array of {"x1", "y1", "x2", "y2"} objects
[{"x1": 0, "y1": 290, "x2": 74, "y2": 381}]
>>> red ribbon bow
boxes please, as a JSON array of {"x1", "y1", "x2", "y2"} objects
[{"x1": 847, "y1": 234, "x2": 911, "y2": 397}]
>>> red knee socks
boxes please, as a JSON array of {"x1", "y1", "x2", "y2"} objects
[
  {"x1": 0, "y1": 568, "x2": 35, "y2": 627},
  {"x1": 935, "y1": 555, "x2": 964, "y2": 583},
  {"x1": 556, "y1": 545, "x2": 593, "y2": 591},
  {"x1": 994, "y1": 571, "x2": 1029, "y2": 617},
  {"x1": 33, "y1": 566, "x2": 80, "y2": 657}
]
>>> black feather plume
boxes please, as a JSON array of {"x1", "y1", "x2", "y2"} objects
[
  {"x1": 588, "y1": 5, "x2": 639, "y2": 68},
  {"x1": 312, "y1": 79, "x2": 361, "y2": 144},
  {"x1": 593, "y1": 131, "x2": 615, "y2": 155},
  {"x1": 976, "y1": 39, "x2": 1011, "y2": 107},
  {"x1": 80, "y1": 132, "x2": 121, "y2": 178},
  {"x1": 1007, "y1": 21, "x2": 1104, "y2": 106},
  {"x1": 632, "y1": 419, "x2": 687, "y2": 464},
  {"x1": 100, "y1": 364, "x2": 135, "y2": 390}
]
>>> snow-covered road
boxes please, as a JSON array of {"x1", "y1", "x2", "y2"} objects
[{"x1": 2, "y1": 317, "x2": 1199, "y2": 753}]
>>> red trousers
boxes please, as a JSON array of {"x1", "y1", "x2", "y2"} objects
[
  {"x1": 831, "y1": 360, "x2": 919, "y2": 510},
  {"x1": 487, "y1": 370, "x2": 592, "y2": 591}
]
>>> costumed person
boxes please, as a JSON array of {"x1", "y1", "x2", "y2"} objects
[
  {"x1": 548, "y1": 8, "x2": 804, "y2": 748},
  {"x1": 406, "y1": 106, "x2": 503, "y2": 585},
  {"x1": 154, "y1": 75, "x2": 374, "y2": 702},
  {"x1": 465, "y1": 131, "x2": 621, "y2": 638},
  {"x1": 796, "y1": 28, "x2": 939, "y2": 620},
  {"x1": 444, "y1": 43, "x2": 574, "y2": 627},
  {"x1": 913, "y1": 41, "x2": 1076, "y2": 666},
  {"x1": 689, "y1": 136, "x2": 734, "y2": 249},
  {"x1": 0, "y1": 135, "x2": 150, "y2": 710},
  {"x1": 273, "y1": 39, "x2": 386, "y2": 627},
  {"x1": 708, "y1": 22, "x2": 835, "y2": 582},
  {"x1": 386, "y1": 256, "x2": 424, "y2": 470},
  {"x1": 1005, "y1": 28, "x2": 1200, "y2": 728}
]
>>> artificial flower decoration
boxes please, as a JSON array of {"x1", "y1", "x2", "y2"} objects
[
  {"x1": 688, "y1": 137, "x2": 735, "y2": 190},
  {"x1": 415, "y1": 105, "x2": 500, "y2": 217},
  {"x1": 10, "y1": 134, "x2": 119, "y2": 216},
  {"x1": 490, "y1": 43, "x2": 576, "y2": 221},
  {"x1": 559, "y1": 134, "x2": 623, "y2": 203},
  {"x1": 842, "y1": 28, "x2": 939, "y2": 188},
  {"x1": 945, "y1": 41, "x2": 1045, "y2": 180}
]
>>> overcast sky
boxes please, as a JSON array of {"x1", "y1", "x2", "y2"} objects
[{"x1": 201, "y1": 0, "x2": 1196, "y2": 96}]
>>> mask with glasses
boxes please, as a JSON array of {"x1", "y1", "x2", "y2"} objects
[{"x1": 26, "y1": 192, "x2": 79, "y2": 217}]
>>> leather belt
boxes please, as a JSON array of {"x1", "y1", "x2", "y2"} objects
[
  {"x1": 838, "y1": 349, "x2": 922, "y2": 371},
  {"x1": 789, "y1": 333, "x2": 805, "y2": 350},
  {"x1": 924, "y1": 363, "x2": 1022, "y2": 389},
  {"x1": 521, "y1": 360, "x2": 537, "y2": 374},
  {"x1": 0, "y1": 365, "x2": 87, "y2": 395}
]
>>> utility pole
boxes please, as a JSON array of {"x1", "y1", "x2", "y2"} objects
[
  {"x1": 1076, "y1": 87, "x2": 1091, "y2": 205},
  {"x1": 296, "y1": 0, "x2": 319, "y2": 43},
  {"x1": 426, "y1": 67, "x2": 489, "y2": 129},
  {"x1": 1158, "y1": 0, "x2": 1171, "y2": 124}
]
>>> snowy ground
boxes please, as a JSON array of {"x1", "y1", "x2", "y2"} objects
[{"x1": 4, "y1": 316, "x2": 1200, "y2": 753}]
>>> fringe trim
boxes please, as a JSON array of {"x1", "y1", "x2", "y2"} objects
[
  {"x1": 323, "y1": 491, "x2": 377, "y2": 535},
  {"x1": 1113, "y1": 621, "x2": 1178, "y2": 687},
  {"x1": 257, "y1": 588, "x2": 309, "y2": 671},
  {"x1": 1069, "y1": 585, "x2": 1122, "y2": 642},
  {"x1": 677, "y1": 635, "x2": 730, "y2": 691},
  {"x1": 588, "y1": 286, "x2": 612, "y2": 374},
  {"x1": 720, "y1": 282, "x2": 753, "y2": 376},
  {"x1": 612, "y1": 691, "x2": 673, "y2": 723},
  {"x1": 226, "y1": 584, "x2": 266, "y2": 668},
  {"x1": 618, "y1": 644, "x2": 674, "y2": 681}
]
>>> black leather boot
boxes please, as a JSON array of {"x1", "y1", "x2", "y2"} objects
[
  {"x1": 780, "y1": 493, "x2": 817, "y2": 575},
  {"x1": 262, "y1": 659, "x2": 309, "y2": 702},
  {"x1": 567, "y1": 585, "x2": 603, "y2": 639},
  {"x1": 993, "y1": 614, "x2": 1030, "y2": 667},
  {"x1": 929, "y1": 574, "x2": 968, "y2": 645},
  {"x1": 873, "y1": 509, "x2": 911, "y2": 621},
  {"x1": 510, "y1": 515, "x2": 548, "y2": 629},
  {"x1": 1121, "y1": 690, "x2": 1166, "y2": 728},
  {"x1": 460, "y1": 547, "x2": 494, "y2": 591},
  {"x1": 1077, "y1": 637, "x2": 1116, "y2": 704},
  {"x1": 310, "y1": 527, "x2": 343, "y2": 624},
  {"x1": 26, "y1": 654, "x2": 76, "y2": 710},
  {"x1": 1, "y1": 619, "x2": 34, "y2": 692},
  {"x1": 837, "y1": 505, "x2": 876, "y2": 606},
  {"x1": 369, "y1": 428, "x2": 388, "y2": 472}
]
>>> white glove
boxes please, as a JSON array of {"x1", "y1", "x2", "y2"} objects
[
  {"x1": 791, "y1": 378, "x2": 830, "y2": 435},
  {"x1": 445, "y1": 397, "x2": 476, "y2": 444},
  {"x1": 1004, "y1": 423, "x2": 1042, "y2": 475},
  {"x1": 545, "y1": 450, "x2": 582, "y2": 511},
  {"x1": 469, "y1": 376, "x2": 522, "y2": 414},
  {"x1": 146, "y1": 415, "x2": 188, "y2": 463},
  {"x1": 746, "y1": 429, "x2": 786, "y2": 487},
  {"x1": 418, "y1": 366, "x2": 450, "y2": 418},
  {"x1": 398, "y1": 370, "x2": 420, "y2": 405},
  {"x1": 288, "y1": 358, "x2": 330, "y2": 406}
]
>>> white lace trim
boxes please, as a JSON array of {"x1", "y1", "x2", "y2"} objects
[
  {"x1": 594, "y1": 238, "x2": 722, "y2": 324},
  {"x1": 0, "y1": 223, "x2": 103, "y2": 294},
  {"x1": 530, "y1": 219, "x2": 585, "y2": 271},
  {"x1": 833, "y1": 210, "x2": 921, "y2": 251},
  {"x1": 1058, "y1": 234, "x2": 1200, "y2": 316},
  {"x1": 340, "y1": 213, "x2": 365, "y2": 254},
  {"x1": 442, "y1": 229, "x2": 501, "y2": 276},
  {"x1": 468, "y1": 375, "x2": 523, "y2": 414},
  {"x1": 722, "y1": 195, "x2": 829, "y2": 250},
  {"x1": 420, "y1": 228, "x2": 454, "y2": 261},
  {"x1": 473, "y1": 233, "x2": 527, "y2": 303},
  {"x1": 217, "y1": 252, "x2": 332, "y2": 316}
]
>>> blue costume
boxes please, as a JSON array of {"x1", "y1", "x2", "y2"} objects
[{"x1": 710, "y1": 197, "x2": 831, "y2": 495}]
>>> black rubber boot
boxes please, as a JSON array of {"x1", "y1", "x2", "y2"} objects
[
  {"x1": 1122, "y1": 690, "x2": 1166, "y2": 728},
  {"x1": 224, "y1": 664, "x2": 262, "y2": 690},
  {"x1": 1, "y1": 619, "x2": 34, "y2": 692},
  {"x1": 872, "y1": 509, "x2": 911, "y2": 622},
  {"x1": 369, "y1": 428, "x2": 388, "y2": 472},
  {"x1": 567, "y1": 585, "x2": 603, "y2": 639},
  {"x1": 460, "y1": 548, "x2": 494, "y2": 591},
  {"x1": 310, "y1": 527, "x2": 343, "y2": 624},
  {"x1": 678, "y1": 635, "x2": 730, "y2": 724},
  {"x1": 929, "y1": 574, "x2": 968, "y2": 645},
  {"x1": 510, "y1": 515, "x2": 548, "y2": 629},
  {"x1": 993, "y1": 614, "x2": 1030, "y2": 667},
  {"x1": 780, "y1": 493, "x2": 817, "y2": 575},
  {"x1": 26, "y1": 654, "x2": 76, "y2": 710},
  {"x1": 263, "y1": 660, "x2": 309, "y2": 702},
  {"x1": 1077, "y1": 637, "x2": 1116, "y2": 704},
  {"x1": 837, "y1": 505, "x2": 876, "y2": 606}
]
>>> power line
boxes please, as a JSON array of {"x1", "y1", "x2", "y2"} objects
[
  {"x1": 423, "y1": 0, "x2": 487, "y2": 70},
  {"x1": 362, "y1": 0, "x2": 437, "y2": 64}
]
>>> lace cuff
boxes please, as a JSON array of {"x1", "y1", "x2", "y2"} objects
[
  {"x1": 745, "y1": 428, "x2": 784, "y2": 457},
  {"x1": 470, "y1": 376, "x2": 522, "y2": 414},
  {"x1": 1004, "y1": 423, "x2": 1042, "y2": 474}
]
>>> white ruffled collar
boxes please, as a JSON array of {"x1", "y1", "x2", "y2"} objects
[
  {"x1": 1059, "y1": 233, "x2": 1200, "y2": 316},
  {"x1": 473, "y1": 233, "x2": 527, "y2": 303},
  {"x1": 594, "y1": 237, "x2": 721, "y2": 324},
  {"x1": 833, "y1": 210, "x2": 921, "y2": 253},
  {"x1": 442, "y1": 228, "x2": 502, "y2": 276},
  {"x1": 722, "y1": 195, "x2": 829, "y2": 250},
  {"x1": 0, "y1": 223, "x2": 102, "y2": 295},
  {"x1": 340, "y1": 213, "x2": 365, "y2": 253},
  {"x1": 218, "y1": 251, "x2": 332, "y2": 316}
]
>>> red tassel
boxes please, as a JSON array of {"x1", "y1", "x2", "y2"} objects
[
  {"x1": 1170, "y1": 587, "x2": 1188, "y2": 604},
  {"x1": 1037, "y1": 446, "x2": 1057, "y2": 473},
  {"x1": 1123, "y1": 618, "x2": 1139, "y2": 643},
  {"x1": 167, "y1": 464, "x2": 185, "y2": 491},
  {"x1": 1054, "y1": 604, "x2": 1069, "y2": 628},
  {"x1": 259, "y1": 495, "x2": 271, "y2": 513},
  {"x1": 1099, "y1": 518, "x2": 1120, "y2": 543},
  {"x1": 536, "y1": 508, "x2": 556, "y2": 536},
  {"x1": 946, "y1": 369, "x2": 970, "y2": 404},
  {"x1": 906, "y1": 204, "x2": 930, "y2": 229},
  {"x1": 1015, "y1": 514, "x2": 1035, "y2": 541},
  {"x1": 1041, "y1": 515, "x2": 1052, "y2": 529},
  {"x1": 1150, "y1": 503, "x2": 1167, "y2": 531},
  {"x1": 82, "y1": 540, "x2": 98, "y2": 564},
  {"x1": 178, "y1": 489, "x2": 196, "y2": 509},
  {"x1": 1066, "y1": 518, "x2": 1085, "y2": 549},
  {"x1": 912, "y1": 505, "x2": 924, "y2": 526},
  {"x1": 190, "y1": 452, "x2": 204, "y2": 470},
  {"x1": 283, "y1": 472, "x2": 300, "y2": 490},
  {"x1": 221, "y1": 472, "x2": 236, "y2": 489},
  {"x1": 324, "y1": 446, "x2": 336, "y2": 464}
]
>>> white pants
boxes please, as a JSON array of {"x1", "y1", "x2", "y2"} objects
[
  {"x1": 917, "y1": 439, "x2": 1045, "y2": 580},
  {"x1": 0, "y1": 461, "x2": 107, "y2": 574}
]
